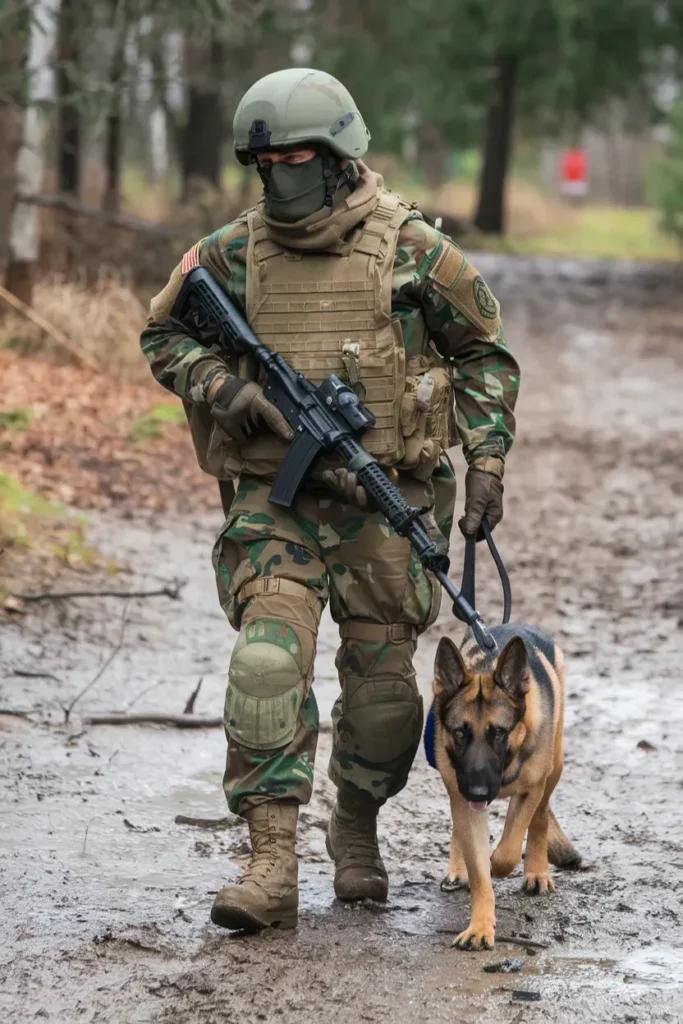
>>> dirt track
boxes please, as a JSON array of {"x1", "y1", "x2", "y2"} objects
[{"x1": 2, "y1": 257, "x2": 683, "y2": 1023}]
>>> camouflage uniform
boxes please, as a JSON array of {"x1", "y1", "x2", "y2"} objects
[{"x1": 141, "y1": 213, "x2": 519, "y2": 816}]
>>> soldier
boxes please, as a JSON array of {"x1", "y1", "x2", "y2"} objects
[{"x1": 141, "y1": 68, "x2": 519, "y2": 932}]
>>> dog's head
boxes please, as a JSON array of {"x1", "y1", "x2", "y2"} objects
[{"x1": 433, "y1": 635, "x2": 530, "y2": 810}]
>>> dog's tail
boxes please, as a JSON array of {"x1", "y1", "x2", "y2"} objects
[{"x1": 547, "y1": 807, "x2": 583, "y2": 869}]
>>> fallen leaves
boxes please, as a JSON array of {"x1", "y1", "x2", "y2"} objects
[{"x1": 0, "y1": 350, "x2": 218, "y2": 514}]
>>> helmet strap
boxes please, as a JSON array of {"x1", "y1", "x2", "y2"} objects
[{"x1": 321, "y1": 147, "x2": 356, "y2": 207}]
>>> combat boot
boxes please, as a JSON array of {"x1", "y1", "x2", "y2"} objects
[
  {"x1": 326, "y1": 782, "x2": 388, "y2": 902},
  {"x1": 211, "y1": 801, "x2": 299, "y2": 931}
]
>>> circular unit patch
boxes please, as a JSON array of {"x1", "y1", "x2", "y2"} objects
[{"x1": 472, "y1": 276, "x2": 498, "y2": 320}]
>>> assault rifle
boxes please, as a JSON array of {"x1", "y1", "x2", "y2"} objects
[{"x1": 171, "y1": 266, "x2": 496, "y2": 651}]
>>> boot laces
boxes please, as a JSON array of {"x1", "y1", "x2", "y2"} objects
[{"x1": 245, "y1": 828, "x2": 279, "y2": 880}]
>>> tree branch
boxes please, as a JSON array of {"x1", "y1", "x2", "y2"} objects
[
  {"x1": 85, "y1": 713, "x2": 223, "y2": 728},
  {"x1": 15, "y1": 191, "x2": 177, "y2": 236},
  {"x1": 0, "y1": 282, "x2": 100, "y2": 370},
  {"x1": 15, "y1": 580, "x2": 185, "y2": 602}
]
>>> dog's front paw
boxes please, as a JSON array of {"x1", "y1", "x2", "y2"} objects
[
  {"x1": 440, "y1": 871, "x2": 469, "y2": 893},
  {"x1": 451, "y1": 920, "x2": 495, "y2": 951},
  {"x1": 490, "y1": 847, "x2": 518, "y2": 878},
  {"x1": 522, "y1": 871, "x2": 555, "y2": 895}
]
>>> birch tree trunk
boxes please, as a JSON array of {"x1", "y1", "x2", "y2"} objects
[
  {"x1": 6, "y1": 0, "x2": 59, "y2": 304},
  {"x1": 0, "y1": 0, "x2": 27, "y2": 276}
]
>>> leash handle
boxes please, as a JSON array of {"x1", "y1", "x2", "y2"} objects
[{"x1": 460, "y1": 518, "x2": 512, "y2": 625}]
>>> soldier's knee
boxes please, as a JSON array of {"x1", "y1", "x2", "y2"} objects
[
  {"x1": 226, "y1": 618, "x2": 310, "y2": 750},
  {"x1": 340, "y1": 670, "x2": 424, "y2": 764}
]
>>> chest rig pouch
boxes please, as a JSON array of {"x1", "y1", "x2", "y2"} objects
[{"x1": 207, "y1": 191, "x2": 411, "y2": 480}]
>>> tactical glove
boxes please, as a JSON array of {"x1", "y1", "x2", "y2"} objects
[
  {"x1": 322, "y1": 468, "x2": 375, "y2": 512},
  {"x1": 459, "y1": 459, "x2": 504, "y2": 540},
  {"x1": 210, "y1": 378, "x2": 293, "y2": 444}
]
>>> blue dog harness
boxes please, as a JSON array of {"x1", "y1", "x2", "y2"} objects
[{"x1": 424, "y1": 700, "x2": 438, "y2": 769}]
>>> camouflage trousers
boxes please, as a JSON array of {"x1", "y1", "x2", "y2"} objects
[{"x1": 212, "y1": 460, "x2": 456, "y2": 816}]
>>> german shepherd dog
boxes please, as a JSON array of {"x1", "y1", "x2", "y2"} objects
[{"x1": 432, "y1": 624, "x2": 581, "y2": 950}]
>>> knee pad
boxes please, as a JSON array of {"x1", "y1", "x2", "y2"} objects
[
  {"x1": 226, "y1": 619, "x2": 307, "y2": 750},
  {"x1": 338, "y1": 674, "x2": 424, "y2": 765}
]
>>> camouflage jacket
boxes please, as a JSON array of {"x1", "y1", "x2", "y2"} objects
[{"x1": 141, "y1": 212, "x2": 519, "y2": 465}]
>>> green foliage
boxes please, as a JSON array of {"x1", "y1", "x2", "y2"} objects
[
  {"x1": 129, "y1": 403, "x2": 185, "y2": 444},
  {"x1": 497, "y1": 204, "x2": 678, "y2": 261},
  {"x1": 0, "y1": 408, "x2": 33, "y2": 431},
  {"x1": 310, "y1": 0, "x2": 660, "y2": 153},
  {"x1": 0, "y1": 472, "x2": 62, "y2": 518},
  {"x1": 0, "y1": 474, "x2": 106, "y2": 597},
  {"x1": 651, "y1": 100, "x2": 683, "y2": 242},
  {"x1": 0, "y1": 335, "x2": 22, "y2": 350}
]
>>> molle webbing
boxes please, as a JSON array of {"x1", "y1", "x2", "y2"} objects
[{"x1": 246, "y1": 191, "x2": 412, "y2": 463}]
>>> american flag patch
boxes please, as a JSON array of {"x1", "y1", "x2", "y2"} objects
[{"x1": 181, "y1": 243, "x2": 200, "y2": 275}]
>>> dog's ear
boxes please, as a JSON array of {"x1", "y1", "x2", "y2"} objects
[
  {"x1": 493, "y1": 637, "x2": 530, "y2": 701},
  {"x1": 434, "y1": 637, "x2": 469, "y2": 700}
]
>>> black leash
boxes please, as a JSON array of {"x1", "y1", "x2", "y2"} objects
[{"x1": 459, "y1": 518, "x2": 512, "y2": 626}]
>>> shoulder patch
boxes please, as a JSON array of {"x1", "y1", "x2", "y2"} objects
[
  {"x1": 181, "y1": 241, "x2": 202, "y2": 276},
  {"x1": 427, "y1": 241, "x2": 500, "y2": 336},
  {"x1": 472, "y1": 276, "x2": 498, "y2": 320}
]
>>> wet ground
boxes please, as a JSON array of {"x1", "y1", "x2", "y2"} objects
[{"x1": 1, "y1": 257, "x2": 682, "y2": 1023}]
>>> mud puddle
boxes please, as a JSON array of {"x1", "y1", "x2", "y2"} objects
[{"x1": 2, "y1": 259, "x2": 683, "y2": 1023}]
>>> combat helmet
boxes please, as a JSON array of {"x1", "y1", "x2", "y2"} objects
[{"x1": 233, "y1": 68, "x2": 370, "y2": 164}]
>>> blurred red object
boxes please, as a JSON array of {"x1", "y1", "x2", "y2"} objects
[{"x1": 561, "y1": 148, "x2": 587, "y2": 198}]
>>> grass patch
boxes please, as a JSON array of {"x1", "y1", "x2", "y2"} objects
[
  {"x1": 129, "y1": 402, "x2": 186, "y2": 444},
  {"x1": 504, "y1": 204, "x2": 680, "y2": 261},
  {"x1": 0, "y1": 407, "x2": 33, "y2": 431},
  {"x1": 0, "y1": 473, "x2": 114, "y2": 608},
  {"x1": 373, "y1": 171, "x2": 680, "y2": 262},
  {"x1": 1, "y1": 335, "x2": 23, "y2": 350},
  {"x1": 0, "y1": 472, "x2": 62, "y2": 519}
]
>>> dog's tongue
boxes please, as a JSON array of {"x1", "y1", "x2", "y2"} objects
[{"x1": 468, "y1": 801, "x2": 488, "y2": 813}]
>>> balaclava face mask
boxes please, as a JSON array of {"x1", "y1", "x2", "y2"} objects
[{"x1": 257, "y1": 147, "x2": 354, "y2": 223}]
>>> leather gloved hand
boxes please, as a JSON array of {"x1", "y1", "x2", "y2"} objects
[
  {"x1": 458, "y1": 458, "x2": 504, "y2": 540},
  {"x1": 210, "y1": 378, "x2": 293, "y2": 444},
  {"x1": 322, "y1": 468, "x2": 375, "y2": 511}
]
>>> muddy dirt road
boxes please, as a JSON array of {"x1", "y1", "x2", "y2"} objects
[{"x1": 2, "y1": 258, "x2": 682, "y2": 1023}]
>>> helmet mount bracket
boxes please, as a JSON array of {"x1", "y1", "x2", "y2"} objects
[{"x1": 248, "y1": 119, "x2": 271, "y2": 151}]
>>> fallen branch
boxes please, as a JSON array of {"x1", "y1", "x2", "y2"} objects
[
  {"x1": 0, "y1": 282, "x2": 100, "y2": 371},
  {"x1": 123, "y1": 818, "x2": 161, "y2": 834},
  {"x1": 12, "y1": 669, "x2": 61, "y2": 682},
  {"x1": 85, "y1": 713, "x2": 223, "y2": 728},
  {"x1": 16, "y1": 191, "x2": 178, "y2": 237},
  {"x1": 496, "y1": 935, "x2": 549, "y2": 951},
  {"x1": 15, "y1": 580, "x2": 185, "y2": 603},
  {"x1": 0, "y1": 708, "x2": 34, "y2": 718}
]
